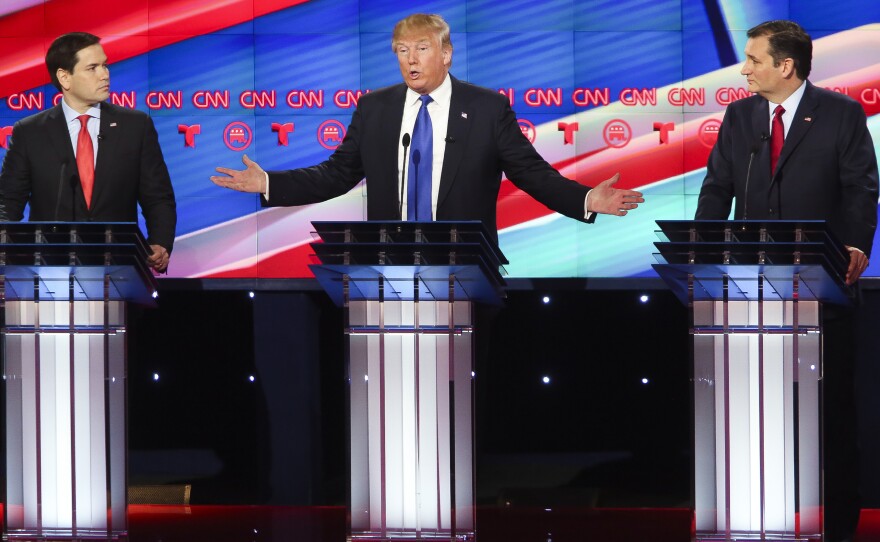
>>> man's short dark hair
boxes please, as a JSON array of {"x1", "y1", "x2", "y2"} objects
[
  {"x1": 45, "y1": 32, "x2": 101, "y2": 92},
  {"x1": 747, "y1": 20, "x2": 812, "y2": 80}
]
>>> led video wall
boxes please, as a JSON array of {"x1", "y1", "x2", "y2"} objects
[{"x1": 1, "y1": 0, "x2": 879, "y2": 278}]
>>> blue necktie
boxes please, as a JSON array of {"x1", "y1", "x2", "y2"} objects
[{"x1": 407, "y1": 95, "x2": 433, "y2": 221}]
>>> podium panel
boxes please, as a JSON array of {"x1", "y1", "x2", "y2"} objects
[
  {"x1": 4, "y1": 301, "x2": 127, "y2": 539},
  {"x1": 348, "y1": 299, "x2": 475, "y2": 539},
  {"x1": 692, "y1": 299, "x2": 821, "y2": 540},
  {"x1": 309, "y1": 221, "x2": 506, "y2": 542},
  {"x1": 654, "y1": 220, "x2": 851, "y2": 542},
  {"x1": 1, "y1": 223, "x2": 157, "y2": 540}
]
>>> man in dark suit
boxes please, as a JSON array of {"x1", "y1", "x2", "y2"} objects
[
  {"x1": 0, "y1": 32, "x2": 176, "y2": 272},
  {"x1": 696, "y1": 20, "x2": 878, "y2": 542},
  {"x1": 211, "y1": 13, "x2": 643, "y2": 240}
]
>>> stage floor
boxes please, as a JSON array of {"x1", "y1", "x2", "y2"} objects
[
  {"x1": 106, "y1": 506, "x2": 880, "y2": 541},
  {"x1": 2, "y1": 506, "x2": 879, "y2": 541}
]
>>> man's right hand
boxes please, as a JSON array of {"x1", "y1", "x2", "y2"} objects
[
  {"x1": 845, "y1": 246, "x2": 869, "y2": 285},
  {"x1": 211, "y1": 154, "x2": 267, "y2": 194},
  {"x1": 147, "y1": 244, "x2": 170, "y2": 273}
]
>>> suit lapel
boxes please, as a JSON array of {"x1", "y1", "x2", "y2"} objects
[
  {"x1": 382, "y1": 86, "x2": 406, "y2": 216},
  {"x1": 44, "y1": 105, "x2": 88, "y2": 212},
  {"x1": 749, "y1": 98, "x2": 774, "y2": 191},
  {"x1": 46, "y1": 105, "x2": 76, "y2": 168},
  {"x1": 438, "y1": 76, "x2": 470, "y2": 209},
  {"x1": 93, "y1": 103, "x2": 119, "y2": 206},
  {"x1": 773, "y1": 82, "x2": 818, "y2": 181}
]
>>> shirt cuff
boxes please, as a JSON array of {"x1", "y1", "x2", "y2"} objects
[{"x1": 584, "y1": 189, "x2": 594, "y2": 220}]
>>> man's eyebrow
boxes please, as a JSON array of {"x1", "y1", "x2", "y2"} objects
[{"x1": 397, "y1": 40, "x2": 430, "y2": 45}]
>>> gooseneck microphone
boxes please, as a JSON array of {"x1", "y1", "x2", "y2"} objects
[
  {"x1": 411, "y1": 150, "x2": 422, "y2": 211},
  {"x1": 399, "y1": 133, "x2": 411, "y2": 219},
  {"x1": 741, "y1": 138, "x2": 765, "y2": 223}
]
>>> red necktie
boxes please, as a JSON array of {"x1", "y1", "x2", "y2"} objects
[
  {"x1": 76, "y1": 114, "x2": 95, "y2": 209},
  {"x1": 770, "y1": 105, "x2": 785, "y2": 175}
]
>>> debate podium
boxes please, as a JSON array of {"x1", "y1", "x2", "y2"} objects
[
  {"x1": 1, "y1": 222, "x2": 158, "y2": 540},
  {"x1": 653, "y1": 220, "x2": 853, "y2": 541},
  {"x1": 309, "y1": 221, "x2": 507, "y2": 541}
]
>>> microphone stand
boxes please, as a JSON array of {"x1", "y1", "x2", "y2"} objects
[{"x1": 398, "y1": 133, "x2": 410, "y2": 219}]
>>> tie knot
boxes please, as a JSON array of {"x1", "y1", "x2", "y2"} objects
[
  {"x1": 773, "y1": 105, "x2": 785, "y2": 118},
  {"x1": 419, "y1": 95, "x2": 433, "y2": 107},
  {"x1": 77, "y1": 114, "x2": 90, "y2": 128}
]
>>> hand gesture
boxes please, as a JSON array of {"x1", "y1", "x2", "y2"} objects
[
  {"x1": 211, "y1": 154, "x2": 267, "y2": 194},
  {"x1": 587, "y1": 173, "x2": 644, "y2": 216}
]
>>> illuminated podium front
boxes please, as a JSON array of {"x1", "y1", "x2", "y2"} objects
[
  {"x1": 309, "y1": 221, "x2": 507, "y2": 541},
  {"x1": 1, "y1": 222, "x2": 158, "y2": 540},
  {"x1": 653, "y1": 220, "x2": 853, "y2": 542}
]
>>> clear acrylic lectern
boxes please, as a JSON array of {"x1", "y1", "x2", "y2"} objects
[
  {"x1": 654, "y1": 220, "x2": 853, "y2": 542},
  {"x1": 2, "y1": 222, "x2": 157, "y2": 540},
  {"x1": 309, "y1": 221, "x2": 507, "y2": 541}
]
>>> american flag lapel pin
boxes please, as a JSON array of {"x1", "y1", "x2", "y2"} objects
[
  {"x1": 804, "y1": 117, "x2": 812, "y2": 122},
  {"x1": 110, "y1": 122, "x2": 117, "y2": 127},
  {"x1": 461, "y1": 112, "x2": 467, "y2": 119}
]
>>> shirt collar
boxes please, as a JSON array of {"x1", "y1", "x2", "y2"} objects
[
  {"x1": 61, "y1": 98, "x2": 102, "y2": 124},
  {"x1": 405, "y1": 73, "x2": 452, "y2": 108},
  {"x1": 770, "y1": 79, "x2": 807, "y2": 115}
]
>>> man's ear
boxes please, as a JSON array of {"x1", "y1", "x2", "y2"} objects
[
  {"x1": 781, "y1": 58, "x2": 795, "y2": 79},
  {"x1": 57, "y1": 69, "x2": 70, "y2": 91}
]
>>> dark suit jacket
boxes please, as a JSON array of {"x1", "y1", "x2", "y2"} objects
[
  {"x1": 0, "y1": 102, "x2": 177, "y2": 250},
  {"x1": 264, "y1": 76, "x2": 592, "y2": 241},
  {"x1": 696, "y1": 81, "x2": 878, "y2": 256}
]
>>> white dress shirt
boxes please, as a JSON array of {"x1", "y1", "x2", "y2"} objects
[
  {"x1": 62, "y1": 98, "x2": 101, "y2": 166},
  {"x1": 768, "y1": 79, "x2": 806, "y2": 138},
  {"x1": 397, "y1": 74, "x2": 451, "y2": 220}
]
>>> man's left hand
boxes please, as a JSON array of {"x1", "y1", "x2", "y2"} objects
[
  {"x1": 147, "y1": 244, "x2": 170, "y2": 273},
  {"x1": 587, "y1": 173, "x2": 645, "y2": 216},
  {"x1": 846, "y1": 246, "x2": 868, "y2": 285}
]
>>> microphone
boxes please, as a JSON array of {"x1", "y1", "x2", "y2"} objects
[
  {"x1": 444, "y1": 135, "x2": 455, "y2": 143},
  {"x1": 97, "y1": 133, "x2": 105, "y2": 141},
  {"x1": 760, "y1": 133, "x2": 769, "y2": 141},
  {"x1": 398, "y1": 133, "x2": 411, "y2": 219},
  {"x1": 741, "y1": 142, "x2": 762, "y2": 223},
  {"x1": 410, "y1": 150, "x2": 423, "y2": 221}
]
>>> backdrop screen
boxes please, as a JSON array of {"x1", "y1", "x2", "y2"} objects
[{"x1": 1, "y1": 0, "x2": 878, "y2": 278}]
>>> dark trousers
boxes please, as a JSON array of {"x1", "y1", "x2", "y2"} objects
[{"x1": 822, "y1": 305, "x2": 861, "y2": 540}]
